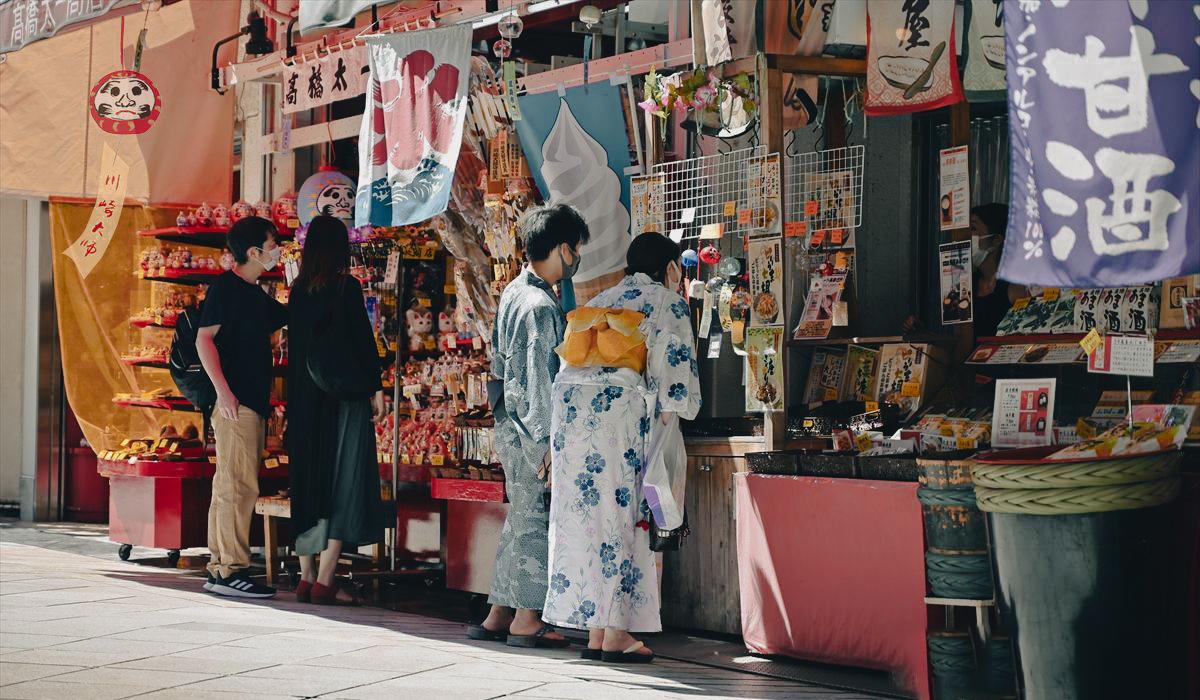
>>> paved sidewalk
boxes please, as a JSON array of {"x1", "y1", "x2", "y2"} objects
[{"x1": 0, "y1": 537, "x2": 882, "y2": 700}]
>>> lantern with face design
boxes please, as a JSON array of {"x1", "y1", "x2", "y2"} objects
[
  {"x1": 298, "y1": 167, "x2": 356, "y2": 225},
  {"x1": 89, "y1": 70, "x2": 161, "y2": 135}
]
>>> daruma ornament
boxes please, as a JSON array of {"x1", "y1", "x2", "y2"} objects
[
  {"x1": 89, "y1": 70, "x2": 161, "y2": 135},
  {"x1": 297, "y1": 166, "x2": 355, "y2": 225}
]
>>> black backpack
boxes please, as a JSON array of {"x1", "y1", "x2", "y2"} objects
[{"x1": 169, "y1": 307, "x2": 216, "y2": 411}]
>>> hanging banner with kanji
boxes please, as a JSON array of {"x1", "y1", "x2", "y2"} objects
[
  {"x1": 865, "y1": 0, "x2": 964, "y2": 115},
  {"x1": 1, "y1": 0, "x2": 124, "y2": 54},
  {"x1": 1000, "y1": 1, "x2": 1199, "y2": 288},
  {"x1": 356, "y1": 25, "x2": 471, "y2": 227},
  {"x1": 963, "y1": 0, "x2": 1006, "y2": 102},
  {"x1": 64, "y1": 143, "x2": 128, "y2": 279},
  {"x1": 282, "y1": 47, "x2": 369, "y2": 115}
]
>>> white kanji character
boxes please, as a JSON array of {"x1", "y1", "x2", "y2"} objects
[
  {"x1": 1044, "y1": 26, "x2": 1187, "y2": 138},
  {"x1": 39, "y1": 0, "x2": 56, "y2": 34},
  {"x1": 1084, "y1": 148, "x2": 1179, "y2": 255}
]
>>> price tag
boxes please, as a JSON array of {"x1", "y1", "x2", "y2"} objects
[
  {"x1": 804, "y1": 200, "x2": 819, "y2": 216},
  {"x1": 855, "y1": 432, "x2": 874, "y2": 451},
  {"x1": 402, "y1": 384, "x2": 423, "y2": 399},
  {"x1": 784, "y1": 221, "x2": 807, "y2": 238},
  {"x1": 1042, "y1": 288, "x2": 1060, "y2": 301},
  {"x1": 737, "y1": 209, "x2": 752, "y2": 225},
  {"x1": 956, "y1": 436, "x2": 976, "y2": 450},
  {"x1": 901, "y1": 381, "x2": 922, "y2": 398},
  {"x1": 810, "y1": 229, "x2": 826, "y2": 246},
  {"x1": 472, "y1": 336, "x2": 483, "y2": 350},
  {"x1": 445, "y1": 335, "x2": 457, "y2": 348},
  {"x1": 707, "y1": 331, "x2": 723, "y2": 358},
  {"x1": 865, "y1": 401, "x2": 879, "y2": 412},
  {"x1": 834, "y1": 251, "x2": 849, "y2": 270},
  {"x1": 1012, "y1": 297, "x2": 1031, "y2": 310},
  {"x1": 401, "y1": 453, "x2": 411, "y2": 464},
  {"x1": 1079, "y1": 328, "x2": 1103, "y2": 356},
  {"x1": 831, "y1": 228, "x2": 845, "y2": 245},
  {"x1": 723, "y1": 201, "x2": 737, "y2": 216},
  {"x1": 264, "y1": 458, "x2": 280, "y2": 469},
  {"x1": 423, "y1": 337, "x2": 436, "y2": 351},
  {"x1": 823, "y1": 387, "x2": 839, "y2": 401},
  {"x1": 280, "y1": 455, "x2": 289, "y2": 464},
  {"x1": 699, "y1": 223, "x2": 723, "y2": 239},
  {"x1": 680, "y1": 207, "x2": 696, "y2": 224},
  {"x1": 418, "y1": 297, "x2": 432, "y2": 307},
  {"x1": 431, "y1": 454, "x2": 445, "y2": 466}
]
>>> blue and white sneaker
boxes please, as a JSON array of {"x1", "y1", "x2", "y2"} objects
[
  {"x1": 210, "y1": 572, "x2": 276, "y2": 599},
  {"x1": 203, "y1": 574, "x2": 216, "y2": 592}
]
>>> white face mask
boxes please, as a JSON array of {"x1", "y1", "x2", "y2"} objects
[
  {"x1": 971, "y1": 235, "x2": 994, "y2": 267},
  {"x1": 254, "y1": 246, "x2": 281, "y2": 271}
]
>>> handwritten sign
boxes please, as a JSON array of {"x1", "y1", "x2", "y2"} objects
[
  {"x1": 1079, "y1": 328, "x2": 1103, "y2": 356},
  {"x1": 784, "y1": 221, "x2": 807, "y2": 238},
  {"x1": 1087, "y1": 335, "x2": 1154, "y2": 377},
  {"x1": 64, "y1": 144, "x2": 128, "y2": 279},
  {"x1": 282, "y1": 46, "x2": 369, "y2": 114}
]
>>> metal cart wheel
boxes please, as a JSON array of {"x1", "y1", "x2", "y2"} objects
[
  {"x1": 166, "y1": 549, "x2": 181, "y2": 567},
  {"x1": 118, "y1": 544, "x2": 133, "y2": 561}
]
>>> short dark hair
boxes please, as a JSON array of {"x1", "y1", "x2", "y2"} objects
[
  {"x1": 226, "y1": 216, "x2": 276, "y2": 264},
  {"x1": 625, "y1": 232, "x2": 680, "y2": 283},
  {"x1": 972, "y1": 203, "x2": 1008, "y2": 239},
  {"x1": 295, "y1": 215, "x2": 350, "y2": 292},
  {"x1": 519, "y1": 204, "x2": 590, "y2": 261}
]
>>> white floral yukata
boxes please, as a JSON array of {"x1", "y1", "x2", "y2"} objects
[{"x1": 543, "y1": 273, "x2": 701, "y2": 633}]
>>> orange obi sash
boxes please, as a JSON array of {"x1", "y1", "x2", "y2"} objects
[{"x1": 555, "y1": 307, "x2": 647, "y2": 373}]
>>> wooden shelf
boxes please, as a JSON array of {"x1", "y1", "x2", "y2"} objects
[
  {"x1": 139, "y1": 225, "x2": 294, "y2": 249},
  {"x1": 788, "y1": 333, "x2": 952, "y2": 348},
  {"x1": 977, "y1": 329, "x2": 1199, "y2": 344},
  {"x1": 139, "y1": 268, "x2": 285, "y2": 286}
]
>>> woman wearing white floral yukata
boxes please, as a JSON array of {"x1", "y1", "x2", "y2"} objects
[{"x1": 543, "y1": 233, "x2": 701, "y2": 663}]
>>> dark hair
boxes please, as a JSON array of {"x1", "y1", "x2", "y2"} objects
[
  {"x1": 519, "y1": 204, "x2": 591, "y2": 261},
  {"x1": 972, "y1": 203, "x2": 1008, "y2": 239},
  {"x1": 294, "y1": 215, "x2": 350, "y2": 292},
  {"x1": 625, "y1": 232, "x2": 681, "y2": 284},
  {"x1": 226, "y1": 216, "x2": 276, "y2": 264}
]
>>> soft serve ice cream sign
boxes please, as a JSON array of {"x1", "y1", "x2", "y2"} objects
[{"x1": 539, "y1": 99, "x2": 631, "y2": 284}]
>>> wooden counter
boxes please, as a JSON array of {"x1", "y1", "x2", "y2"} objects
[{"x1": 661, "y1": 436, "x2": 764, "y2": 635}]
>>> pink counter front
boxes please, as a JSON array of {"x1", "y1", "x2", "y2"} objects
[{"x1": 735, "y1": 473, "x2": 931, "y2": 699}]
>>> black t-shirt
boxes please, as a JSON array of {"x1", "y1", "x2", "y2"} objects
[{"x1": 199, "y1": 271, "x2": 288, "y2": 418}]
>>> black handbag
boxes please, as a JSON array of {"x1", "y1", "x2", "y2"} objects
[
  {"x1": 306, "y1": 280, "x2": 379, "y2": 400},
  {"x1": 648, "y1": 509, "x2": 689, "y2": 552}
]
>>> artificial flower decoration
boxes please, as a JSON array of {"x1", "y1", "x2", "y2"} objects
[{"x1": 638, "y1": 68, "x2": 757, "y2": 130}]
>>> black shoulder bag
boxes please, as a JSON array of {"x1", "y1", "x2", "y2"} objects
[{"x1": 306, "y1": 279, "x2": 379, "y2": 400}]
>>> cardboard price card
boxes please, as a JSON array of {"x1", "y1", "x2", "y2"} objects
[
  {"x1": 992, "y1": 378, "x2": 1056, "y2": 448},
  {"x1": 1087, "y1": 335, "x2": 1154, "y2": 377}
]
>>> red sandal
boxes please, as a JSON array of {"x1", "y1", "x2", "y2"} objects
[
  {"x1": 295, "y1": 580, "x2": 313, "y2": 603},
  {"x1": 311, "y1": 581, "x2": 361, "y2": 606}
]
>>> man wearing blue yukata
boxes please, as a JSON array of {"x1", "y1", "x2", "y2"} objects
[{"x1": 467, "y1": 204, "x2": 590, "y2": 648}]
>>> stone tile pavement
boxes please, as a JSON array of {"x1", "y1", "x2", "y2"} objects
[{"x1": 0, "y1": 536, "x2": 884, "y2": 699}]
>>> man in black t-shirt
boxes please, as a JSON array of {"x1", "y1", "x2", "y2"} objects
[{"x1": 196, "y1": 216, "x2": 287, "y2": 598}]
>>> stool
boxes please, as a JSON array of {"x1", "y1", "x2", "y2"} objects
[{"x1": 254, "y1": 495, "x2": 291, "y2": 584}]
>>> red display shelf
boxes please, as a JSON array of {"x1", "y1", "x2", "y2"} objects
[
  {"x1": 99, "y1": 458, "x2": 213, "y2": 479},
  {"x1": 138, "y1": 225, "x2": 295, "y2": 250},
  {"x1": 977, "y1": 329, "x2": 1199, "y2": 345},
  {"x1": 130, "y1": 316, "x2": 178, "y2": 329},
  {"x1": 430, "y1": 477, "x2": 505, "y2": 503},
  {"x1": 112, "y1": 396, "x2": 199, "y2": 412},
  {"x1": 140, "y1": 267, "x2": 285, "y2": 286}
]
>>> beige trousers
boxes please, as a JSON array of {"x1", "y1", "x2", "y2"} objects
[{"x1": 206, "y1": 405, "x2": 264, "y2": 579}]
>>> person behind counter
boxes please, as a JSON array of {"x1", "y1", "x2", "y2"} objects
[
  {"x1": 903, "y1": 203, "x2": 1028, "y2": 337},
  {"x1": 543, "y1": 232, "x2": 702, "y2": 663},
  {"x1": 286, "y1": 215, "x2": 386, "y2": 606},
  {"x1": 466, "y1": 204, "x2": 590, "y2": 649}
]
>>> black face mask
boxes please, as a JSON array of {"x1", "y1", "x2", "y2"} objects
[{"x1": 559, "y1": 245, "x2": 581, "y2": 279}]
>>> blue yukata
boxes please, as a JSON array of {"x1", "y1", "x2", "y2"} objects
[
  {"x1": 488, "y1": 268, "x2": 564, "y2": 610},
  {"x1": 543, "y1": 273, "x2": 701, "y2": 633}
]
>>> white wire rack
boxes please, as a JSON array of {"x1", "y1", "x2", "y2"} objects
[
  {"x1": 785, "y1": 145, "x2": 865, "y2": 247},
  {"x1": 650, "y1": 146, "x2": 770, "y2": 241}
]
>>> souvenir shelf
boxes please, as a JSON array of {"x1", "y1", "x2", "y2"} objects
[
  {"x1": 112, "y1": 395, "x2": 201, "y2": 412},
  {"x1": 429, "y1": 477, "x2": 505, "y2": 503},
  {"x1": 788, "y1": 333, "x2": 953, "y2": 347},
  {"x1": 140, "y1": 267, "x2": 286, "y2": 286},
  {"x1": 138, "y1": 225, "x2": 294, "y2": 249},
  {"x1": 129, "y1": 317, "x2": 176, "y2": 329},
  {"x1": 968, "y1": 329, "x2": 1200, "y2": 368}
]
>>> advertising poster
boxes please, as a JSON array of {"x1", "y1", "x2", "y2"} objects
[
  {"x1": 747, "y1": 238, "x2": 783, "y2": 327},
  {"x1": 745, "y1": 327, "x2": 785, "y2": 412},
  {"x1": 629, "y1": 174, "x2": 664, "y2": 235},
  {"x1": 793, "y1": 273, "x2": 847, "y2": 339},
  {"x1": 938, "y1": 146, "x2": 969, "y2": 230},
  {"x1": 746, "y1": 154, "x2": 783, "y2": 238},
  {"x1": 802, "y1": 348, "x2": 847, "y2": 406},
  {"x1": 841, "y1": 345, "x2": 880, "y2": 402},
  {"x1": 939, "y1": 240, "x2": 973, "y2": 324},
  {"x1": 992, "y1": 378, "x2": 1057, "y2": 448}
]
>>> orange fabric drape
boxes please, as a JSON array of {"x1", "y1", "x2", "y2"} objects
[{"x1": 50, "y1": 201, "x2": 198, "y2": 451}]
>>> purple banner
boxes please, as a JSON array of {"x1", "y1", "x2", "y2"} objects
[{"x1": 1000, "y1": 0, "x2": 1199, "y2": 288}]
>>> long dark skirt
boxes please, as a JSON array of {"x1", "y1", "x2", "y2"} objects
[{"x1": 295, "y1": 399, "x2": 383, "y2": 555}]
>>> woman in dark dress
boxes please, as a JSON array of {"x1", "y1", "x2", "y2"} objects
[{"x1": 287, "y1": 215, "x2": 385, "y2": 605}]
